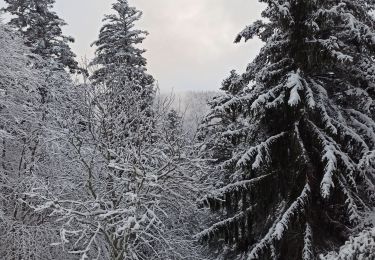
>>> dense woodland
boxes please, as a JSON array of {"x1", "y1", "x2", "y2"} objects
[{"x1": 0, "y1": 0, "x2": 374, "y2": 259}]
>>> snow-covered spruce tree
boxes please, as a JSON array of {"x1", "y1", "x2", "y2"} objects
[
  {"x1": 322, "y1": 226, "x2": 375, "y2": 259},
  {"x1": 90, "y1": 0, "x2": 154, "y2": 95},
  {"x1": 89, "y1": 0, "x2": 155, "y2": 148},
  {"x1": 197, "y1": 1, "x2": 375, "y2": 259},
  {"x1": 2, "y1": 0, "x2": 78, "y2": 72}
]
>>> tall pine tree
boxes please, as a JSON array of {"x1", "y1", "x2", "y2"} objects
[
  {"x1": 90, "y1": 0, "x2": 154, "y2": 99},
  {"x1": 89, "y1": 0, "x2": 155, "y2": 154},
  {"x1": 3, "y1": 0, "x2": 78, "y2": 72},
  {"x1": 198, "y1": 1, "x2": 375, "y2": 259}
]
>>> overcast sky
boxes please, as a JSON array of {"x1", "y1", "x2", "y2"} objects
[{"x1": 0, "y1": 0, "x2": 265, "y2": 91}]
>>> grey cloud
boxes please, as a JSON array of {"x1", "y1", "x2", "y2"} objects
[{"x1": 132, "y1": 0, "x2": 265, "y2": 91}]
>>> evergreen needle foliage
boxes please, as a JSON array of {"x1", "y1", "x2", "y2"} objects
[
  {"x1": 198, "y1": 0, "x2": 375, "y2": 259},
  {"x1": 3, "y1": 0, "x2": 79, "y2": 72}
]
